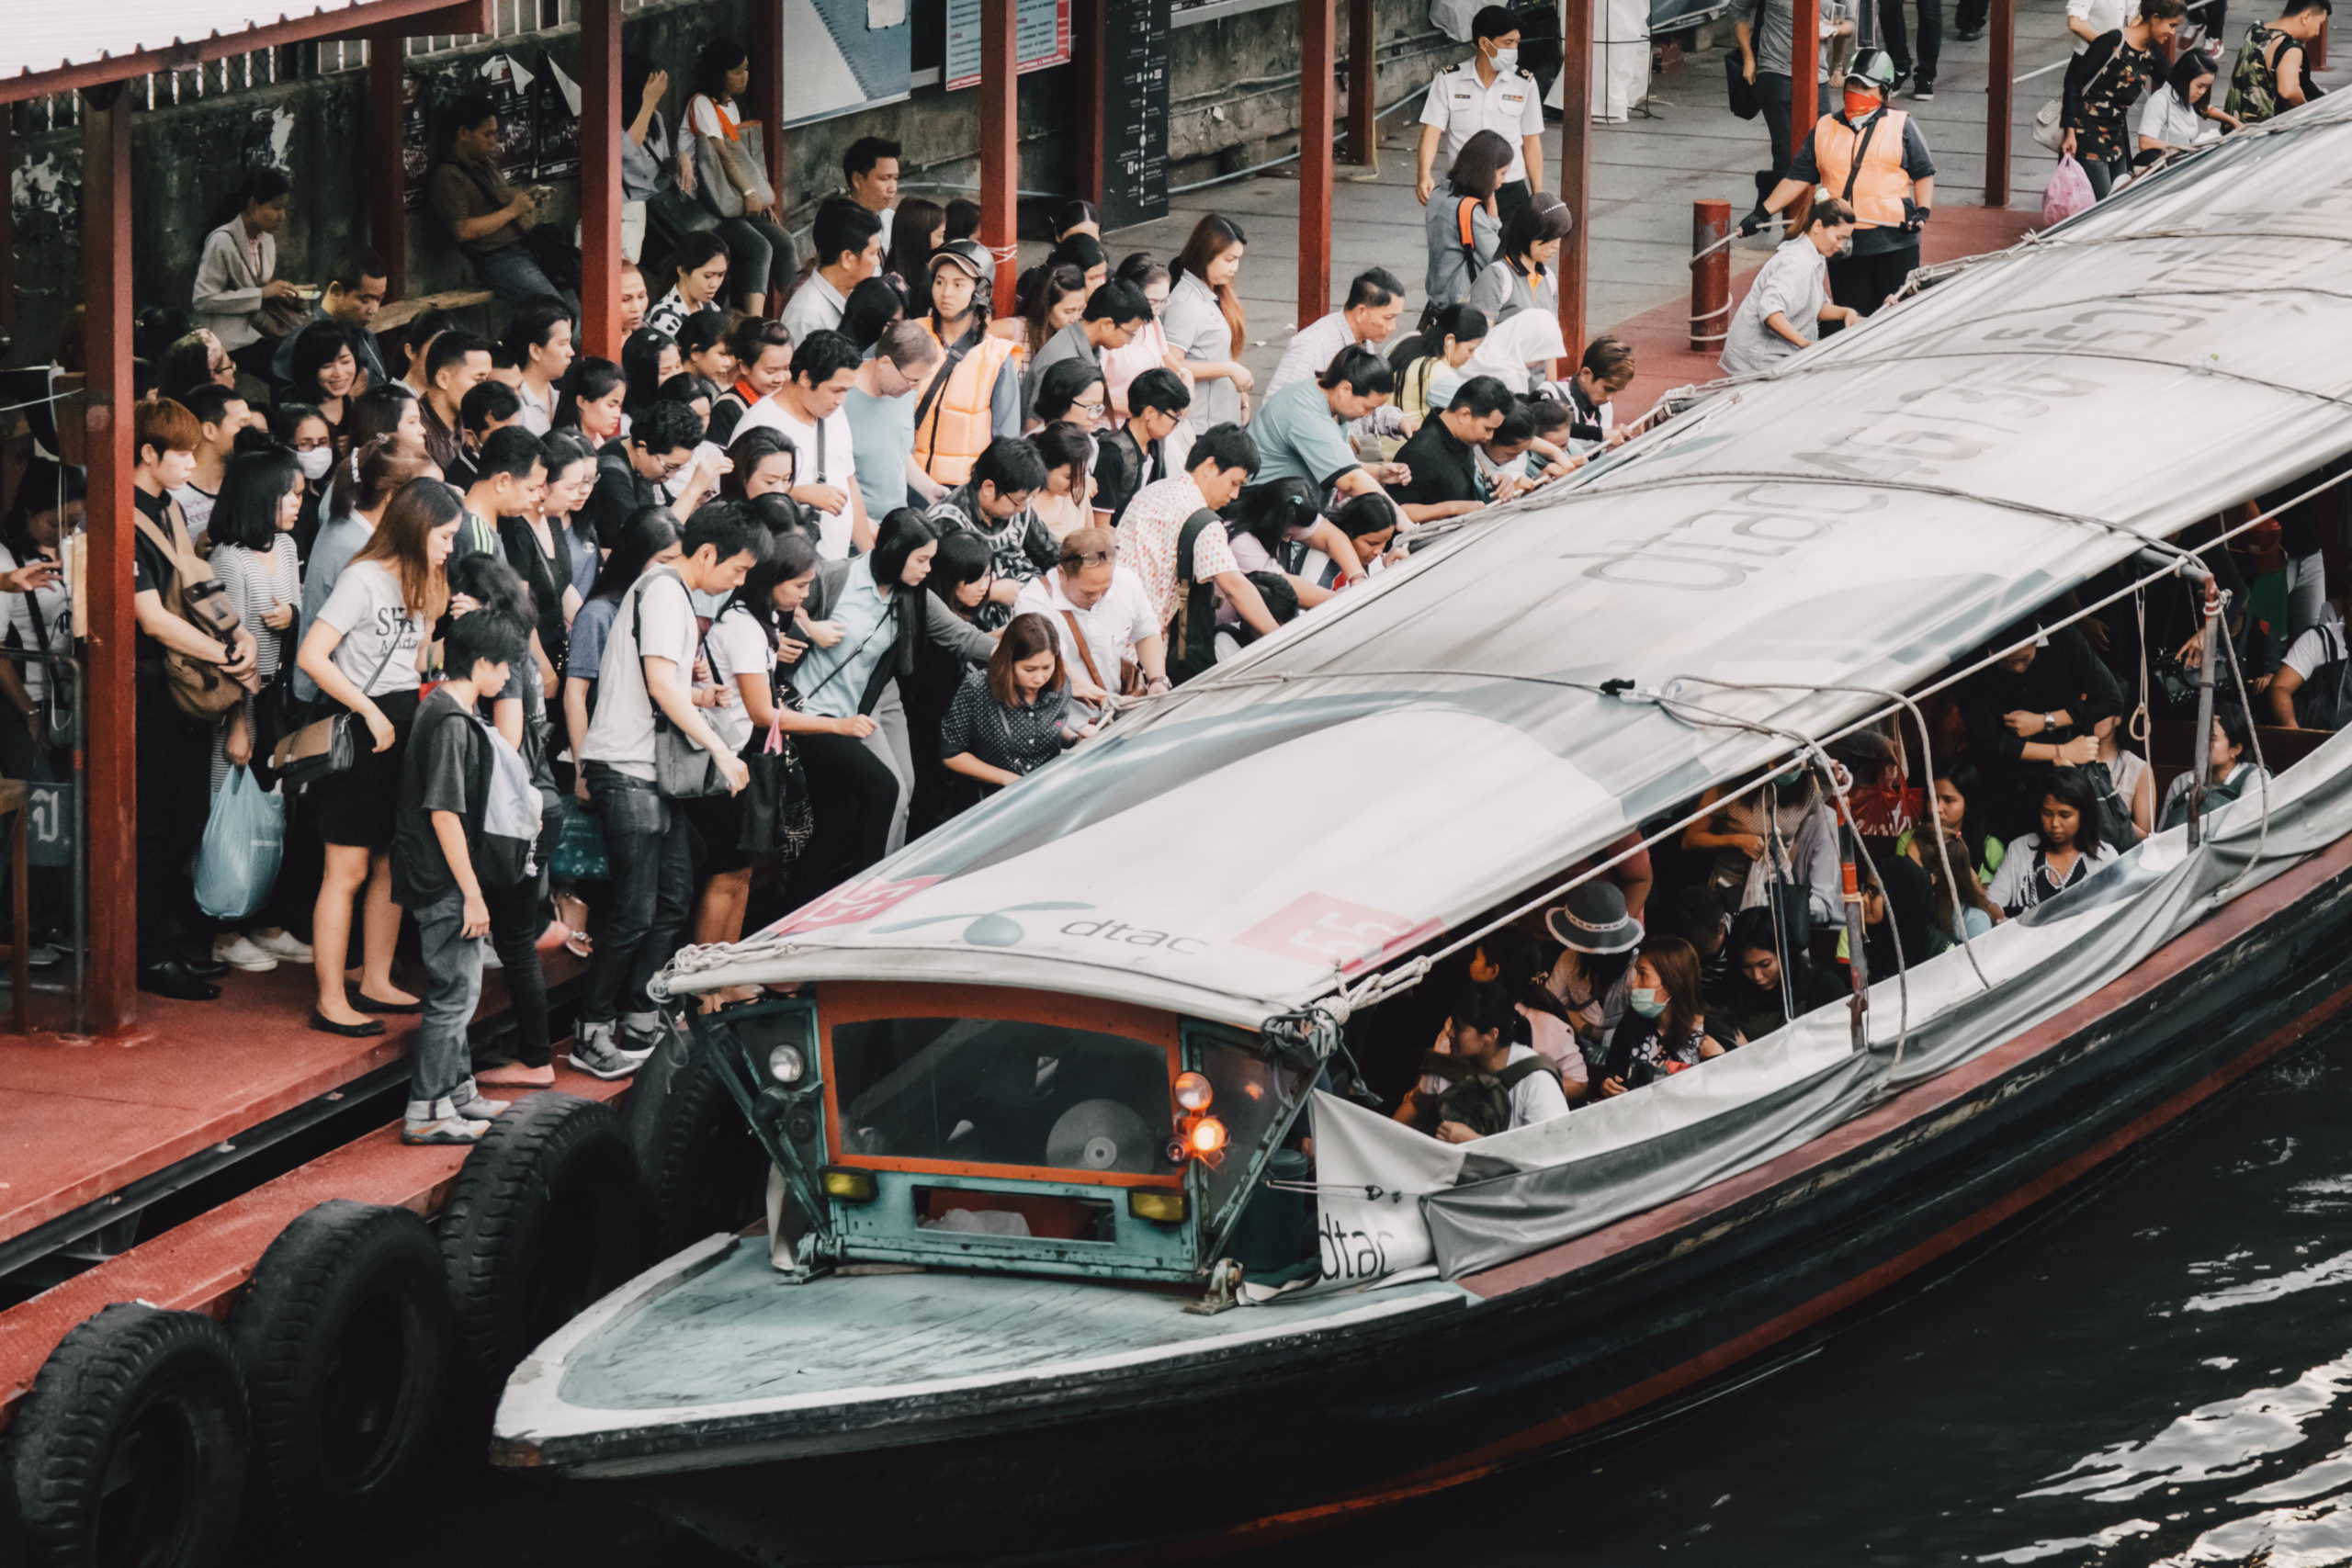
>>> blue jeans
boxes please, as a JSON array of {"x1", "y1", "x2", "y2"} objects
[
  {"x1": 413, "y1": 892, "x2": 485, "y2": 1105},
  {"x1": 582, "y1": 765, "x2": 692, "y2": 1026},
  {"x1": 469, "y1": 243, "x2": 577, "y2": 317}
]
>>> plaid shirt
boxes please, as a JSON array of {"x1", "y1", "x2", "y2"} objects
[{"x1": 1114, "y1": 474, "x2": 1238, "y2": 628}]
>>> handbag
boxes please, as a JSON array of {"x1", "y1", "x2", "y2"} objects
[
  {"x1": 246, "y1": 625, "x2": 305, "y2": 791},
  {"x1": 736, "y1": 715, "x2": 815, "y2": 860},
  {"x1": 695, "y1": 120, "x2": 775, "y2": 222},
  {"x1": 647, "y1": 183, "x2": 718, "y2": 243},
  {"x1": 1726, "y1": 52, "x2": 1760, "y2": 120},
  {"x1": 268, "y1": 614, "x2": 410, "y2": 792},
  {"x1": 630, "y1": 570, "x2": 727, "y2": 798},
  {"x1": 549, "y1": 795, "x2": 611, "y2": 881},
  {"x1": 133, "y1": 501, "x2": 252, "y2": 720}
]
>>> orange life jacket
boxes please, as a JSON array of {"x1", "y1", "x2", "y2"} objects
[
  {"x1": 911, "y1": 321, "x2": 1018, "y2": 486},
  {"x1": 1812, "y1": 108, "x2": 1913, "y2": 230}
]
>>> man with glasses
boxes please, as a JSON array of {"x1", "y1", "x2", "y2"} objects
[
  {"x1": 1021, "y1": 280, "x2": 1153, "y2": 424},
  {"x1": 1013, "y1": 526, "x2": 1168, "y2": 719},
  {"x1": 843, "y1": 321, "x2": 946, "y2": 524},
  {"x1": 926, "y1": 438, "x2": 1057, "y2": 630},
  {"x1": 733, "y1": 329, "x2": 872, "y2": 559},
  {"x1": 582, "y1": 399, "x2": 705, "y2": 549}
]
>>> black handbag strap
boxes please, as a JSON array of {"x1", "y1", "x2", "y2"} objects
[
  {"x1": 628, "y1": 568, "x2": 708, "y2": 735},
  {"x1": 913, "y1": 322, "x2": 982, "y2": 457},
  {"x1": 1839, "y1": 110, "x2": 1889, "y2": 204}
]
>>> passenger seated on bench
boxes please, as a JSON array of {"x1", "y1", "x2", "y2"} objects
[
  {"x1": 2268, "y1": 610, "x2": 2351, "y2": 730},
  {"x1": 1596, "y1": 937, "x2": 1722, "y2": 1098},
  {"x1": 1986, "y1": 766, "x2": 2116, "y2": 915},
  {"x1": 1956, "y1": 618, "x2": 2120, "y2": 843},
  {"x1": 2158, "y1": 700, "x2": 2267, "y2": 831},
  {"x1": 1394, "y1": 980, "x2": 1570, "y2": 1143},
  {"x1": 1716, "y1": 908, "x2": 1848, "y2": 1044},
  {"x1": 1463, "y1": 926, "x2": 1589, "y2": 1102}
]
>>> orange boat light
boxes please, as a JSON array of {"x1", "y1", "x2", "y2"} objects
[
  {"x1": 1187, "y1": 1116, "x2": 1227, "y2": 1156},
  {"x1": 1173, "y1": 1072, "x2": 1214, "y2": 1111}
]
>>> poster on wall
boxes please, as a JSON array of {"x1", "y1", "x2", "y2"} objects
[
  {"x1": 942, "y1": 0, "x2": 1072, "y2": 91},
  {"x1": 1102, "y1": 0, "x2": 1171, "y2": 231},
  {"x1": 401, "y1": 71, "x2": 429, "y2": 210},
  {"x1": 782, "y1": 0, "x2": 914, "y2": 129}
]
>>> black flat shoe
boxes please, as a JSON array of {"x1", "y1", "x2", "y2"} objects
[
  {"x1": 355, "y1": 993, "x2": 423, "y2": 1014},
  {"x1": 138, "y1": 960, "x2": 221, "y2": 1002},
  {"x1": 182, "y1": 954, "x2": 232, "y2": 981},
  {"x1": 309, "y1": 1010, "x2": 387, "y2": 1038}
]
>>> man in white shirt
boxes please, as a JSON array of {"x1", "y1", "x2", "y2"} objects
[
  {"x1": 1416, "y1": 6, "x2": 1548, "y2": 224},
  {"x1": 1012, "y1": 527, "x2": 1168, "y2": 718},
  {"x1": 732, "y1": 329, "x2": 873, "y2": 558},
  {"x1": 1266, "y1": 268, "x2": 1410, "y2": 396},
  {"x1": 844, "y1": 135, "x2": 901, "y2": 254},
  {"x1": 1397, "y1": 981, "x2": 1571, "y2": 1142},
  {"x1": 780, "y1": 198, "x2": 885, "y2": 345},
  {"x1": 574, "y1": 504, "x2": 764, "y2": 1079},
  {"x1": 1719, "y1": 198, "x2": 1860, "y2": 377}
]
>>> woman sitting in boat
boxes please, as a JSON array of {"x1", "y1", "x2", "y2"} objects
[
  {"x1": 1900, "y1": 761, "x2": 2005, "y2": 888},
  {"x1": 1918, "y1": 829, "x2": 2003, "y2": 950},
  {"x1": 1596, "y1": 937, "x2": 1723, "y2": 1098},
  {"x1": 1985, "y1": 766, "x2": 2117, "y2": 916},
  {"x1": 2158, "y1": 700, "x2": 2267, "y2": 832},
  {"x1": 1837, "y1": 855, "x2": 1934, "y2": 979},
  {"x1": 1718, "y1": 907, "x2": 1848, "y2": 1044},
  {"x1": 1543, "y1": 881, "x2": 1645, "y2": 1068},
  {"x1": 1396, "y1": 981, "x2": 1572, "y2": 1143}
]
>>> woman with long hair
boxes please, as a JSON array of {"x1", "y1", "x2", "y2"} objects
[
  {"x1": 1100, "y1": 252, "x2": 1191, "y2": 424},
  {"x1": 1027, "y1": 423, "x2": 1095, "y2": 541},
  {"x1": 191, "y1": 167, "x2": 299, "y2": 382},
  {"x1": 884, "y1": 197, "x2": 946, "y2": 296},
  {"x1": 840, "y1": 276, "x2": 907, "y2": 354},
  {"x1": 507, "y1": 429, "x2": 592, "y2": 687},
  {"x1": 1900, "y1": 761, "x2": 2006, "y2": 888},
  {"x1": 621, "y1": 326, "x2": 684, "y2": 419},
  {"x1": 682, "y1": 39, "x2": 793, "y2": 315},
  {"x1": 562, "y1": 506, "x2": 683, "y2": 801},
  {"x1": 1597, "y1": 935, "x2": 1721, "y2": 1097},
  {"x1": 1164, "y1": 215, "x2": 1254, "y2": 431},
  {"x1": 305, "y1": 435, "x2": 433, "y2": 661},
  {"x1": 940, "y1": 610, "x2": 1075, "y2": 794},
  {"x1": 1986, "y1": 765, "x2": 2117, "y2": 916},
  {"x1": 673, "y1": 309, "x2": 735, "y2": 389},
  {"x1": 267, "y1": 402, "x2": 335, "y2": 558},
  {"x1": 296, "y1": 477, "x2": 460, "y2": 1034},
  {"x1": 1424, "y1": 129, "x2": 1512, "y2": 313},
  {"x1": 557, "y1": 355, "x2": 629, "y2": 451},
  {"x1": 905, "y1": 529, "x2": 995, "y2": 835},
  {"x1": 288, "y1": 321, "x2": 364, "y2": 446},
  {"x1": 998, "y1": 264, "x2": 1089, "y2": 363},
  {"x1": 1542, "y1": 880, "x2": 1645, "y2": 1072},
  {"x1": 722, "y1": 427, "x2": 801, "y2": 504},
  {"x1": 339, "y1": 382, "x2": 425, "y2": 469},
  {"x1": 208, "y1": 446, "x2": 305, "y2": 793},
  {"x1": 1920, "y1": 829, "x2": 2003, "y2": 947},
  {"x1": 1393, "y1": 303, "x2": 1489, "y2": 423}
]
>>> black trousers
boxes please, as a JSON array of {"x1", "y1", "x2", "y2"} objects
[
  {"x1": 1756, "y1": 72, "x2": 1796, "y2": 199},
  {"x1": 580, "y1": 768, "x2": 692, "y2": 1026},
  {"x1": 1877, "y1": 0, "x2": 1943, "y2": 85},
  {"x1": 794, "y1": 729, "x2": 901, "y2": 902},
  {"x1": 1954, "y1": 0, "x2": 1989, "y2": 32},
  {"x1": 135, "y1": 667, "x2": 214, "y2": 964},
  {"x1": 1827, "y1": 241, "x2": 1921, "y2": 317},
  {"x1": 483, "y1": 875, "x2": 551, "y2": 1067}
]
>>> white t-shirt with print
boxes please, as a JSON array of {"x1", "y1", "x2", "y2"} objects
[
  {"x1": 314, "y1": 560, "x2": 423, "y2": 695},
  {"x1": 582, "y1": 570, "x2": 701, "y2": 780},
  {"x1": 730, "y1": 396, "x2": 859, "y2": 559}
]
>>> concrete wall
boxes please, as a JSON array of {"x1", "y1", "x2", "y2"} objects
[{"x1": 5, "y1": 0, "x2": 1499, "y2": 367}]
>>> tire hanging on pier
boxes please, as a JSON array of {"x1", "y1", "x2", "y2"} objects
[
  {"x1": 642, "y1": 1033, "x2": 775, "y2": 1258},
  {"x1": 232, "y1": 1200, "x2": 451, "y2": 1551},
  {"x1": 439, "y1": 1092, "x2": 647, "y2": 1393},
  {"x1": 8, "y1": 1303, "x2": 248, "y2": 1568}
]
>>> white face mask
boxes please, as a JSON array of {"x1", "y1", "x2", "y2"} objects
[
  {"x1": 295, "y1": 447, "x2": 334, "y2": 482},
  {"x1": 1491, "y1": 44, "x2": 1521, "y2": 71}
]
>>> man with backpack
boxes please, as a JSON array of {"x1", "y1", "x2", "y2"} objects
[
  {"x1": 1092, "y1": 369, "x2": 1192, "y2": 529},
  {"x1": 390, "y1": 608, "x2": 535, "y2": 1145},
  {"x1": 572, "y1": 505, "x2": 765, "y2": 1080},
  {"x1": 582, "y1": 400, "x2": 703, "y2": 549},
  {"x1": 2268, "y1": 610, "x2": 2352, "y2": 729},
  {"x1": 1396, "y1": 981, "x2": 1571, "y2": 1144}
]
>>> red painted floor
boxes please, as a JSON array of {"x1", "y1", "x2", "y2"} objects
[{"x1": 1610, "y1": 203, "x2": 2041, "y2": 414}]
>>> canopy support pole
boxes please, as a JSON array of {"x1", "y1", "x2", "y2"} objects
[
  {"x1": 1792, "y1": 0, "x2": 1820, "y2": 229},
  {"x1": 1072, "y1": 0, "x2": 1107, "y2": 207},
  {"x1": 367, "y1": 43, "x2": 408, "y2": 302},
  {"x1": 2188, "y1": 581, "x2": 2225, "y2": 849},
  {"x1": 749, "y1": 0, "x2": 785, "y2": 226},
  {"x1": 1986, "y1": 0, "x2": 2015, "y2": 206},
  {"x1": 981, "y1": 0, "x2": 1020, "y2": 318},
  {"x1": 1300, "y1": 0, "x2": 1337, "y2": 326},
  {"x1": 1838, "y1": 817, "x2": 1870, "y2": 1052},
  {"x1": 579, "y1": 0, "x2": 623, "y2": 360},
  {"x1": 82, "y1": 85, "x2": 136, "y2": 1036},
  {"x1": 1557, "y1": 0, "x2": 1592, "y2": 357},
  {"x1": 1346, "y1": 0, "x2": 1375, "y2": 164}
]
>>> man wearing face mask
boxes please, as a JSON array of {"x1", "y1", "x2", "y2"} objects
[
  {"x1": 1416, "y1": 6, "x2": 1549, "y2": 229},
  {"x1": 1719, "y1": 198, "x2": 1863, "y2": 375},
  {"x1": 1750, "y1": 51, "x2": 1938, "y2": 319}
]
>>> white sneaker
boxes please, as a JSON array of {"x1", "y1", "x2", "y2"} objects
[
  {"x1": 212, "y1": 933, "x2": 279, "y2": 973},
  {"x1": 452, "y1": 1080, "x2": 510, "y2": 1121},
  {"x1": 401, "y1": 1097, "x2": 488, "y2": 1145},
  {"x1": 567, "y1": 1020, "x2": 655, "y2": 1081},
  {"x1": 250, "y1": 930, "x2": 314, "y2": 963}
]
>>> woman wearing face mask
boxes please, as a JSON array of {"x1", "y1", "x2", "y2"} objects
[
  {"x1": 269, "y1": 403, "x2": 335, "y2": 557},
  {"x1": 1596, "y1": 936, "x2": 1722, "y2": 1098}
]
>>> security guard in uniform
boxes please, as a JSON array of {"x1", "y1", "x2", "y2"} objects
[
  {"x1": 1416, "y1": 5, "x2": 1549, "y2": 229},
  {"x1": 1750, "y1": 51, "x2": 1937, "y2": 318}
]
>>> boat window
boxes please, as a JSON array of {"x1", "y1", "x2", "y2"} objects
[
  {"x1": 831, "y1": 1018, "x2": 1180, "y2": 1179},
  {"x1": 1192, "y1": 1028, "x2": 1320, "y2": 1231}
]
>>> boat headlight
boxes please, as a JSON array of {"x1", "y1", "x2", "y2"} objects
[
  {"x1": 1128, "y1": 1190, "x2": 1190, "y2": 1224},
  {"x1": 820, "y1": 1166, "x2": 876, "y2": 1203},
  {"x1": 767, "y1": 1043, "x2": 807, "y2": 1085},
  {"x1": 1172, "y1": 1071, "x2": 1213, "y2": 1112},
  {"x1": 1187, "y1": 1116, "x2": 1227, "y2": 1157}
]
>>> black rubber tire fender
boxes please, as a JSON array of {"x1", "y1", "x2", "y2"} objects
[
  {"x1": 438, "y1": 1092, "x2": 647, "y2": 1391},
  {"x1": 8, "y1": 1303, "x2": 248, "y2": 1568},
  {"x1": 645, "y1": 1038, "x2": 774, "y2": 1258},
  {"x1": 232, "y1": 1200, "x2": 450, "y2": 1552}
]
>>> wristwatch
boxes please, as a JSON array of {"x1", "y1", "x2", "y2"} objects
[{"x1": 2044, "y1": 711, "x2": 2057, "y2": 731}]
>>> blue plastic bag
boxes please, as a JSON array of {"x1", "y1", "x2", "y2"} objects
[
  {"x1": 195, "y1": 766, "x2": 287, "y2": 920},
  {"x1": 549, "y1": 795, "x2": 611, "y2": 882}
]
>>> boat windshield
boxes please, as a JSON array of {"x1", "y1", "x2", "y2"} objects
[{"x1": 831, "y1": 1018, "x2": 1181, "y2": 1180}]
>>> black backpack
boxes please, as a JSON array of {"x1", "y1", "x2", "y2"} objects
[
  {"x1": 2295, "y1": 623, "x2": 2352, "y2": 730},
  {"x1": 1416, "y1": 1048, "x2": 1563, "y2": 1139}
]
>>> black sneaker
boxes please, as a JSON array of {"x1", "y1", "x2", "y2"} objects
[
  {"x1": 1955, "y1": 26, "x2": 1984, "y2": 39},
  {"x1": 1912, "y1": 80, "x2": 1937, "y2": 99}
]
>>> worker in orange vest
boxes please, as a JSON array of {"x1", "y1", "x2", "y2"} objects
[{"x1": 1747, "y1": 51, "x2": 1937, "y2": 319}]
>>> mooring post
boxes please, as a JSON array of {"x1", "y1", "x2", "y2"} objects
[{"x1": 1691, "y1": 199, "x2": 1732, "y2": 354}]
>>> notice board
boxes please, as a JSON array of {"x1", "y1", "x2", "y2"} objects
[
  {"x1": 782, "y1": 0, "x2": 914, "y2": 129},
  {"x1": 943, "y1": 0, "x2": 1072, "y2": 91},
  {"x1": 1102, "y1": 0, "x2": 1172, "y2": 231}
]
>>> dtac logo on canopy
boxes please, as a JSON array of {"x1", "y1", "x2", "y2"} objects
[{"x1": 876, "y1": 903, "x2": 1208, "y2": 954}]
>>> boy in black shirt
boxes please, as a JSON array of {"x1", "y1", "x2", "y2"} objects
[{"x1": 392, "y1": 610, "x2": 528, "y2": 1145}]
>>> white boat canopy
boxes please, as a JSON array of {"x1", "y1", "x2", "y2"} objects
[{"x1": 671, "y1": 95, "x2": 2352, "y2": 1028}]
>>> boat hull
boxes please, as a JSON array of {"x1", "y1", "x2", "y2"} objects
[{"x1": 524, "y1": 835, "x2": 2352, "y2": 1566}]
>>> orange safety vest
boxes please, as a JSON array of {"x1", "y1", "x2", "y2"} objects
[
  {"x1": 911, "y1": 321, "x2": 1018, "y2": 487},
  {"x1": 1812, "y1": 108, "x2": 1913, "y2": 230}
]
